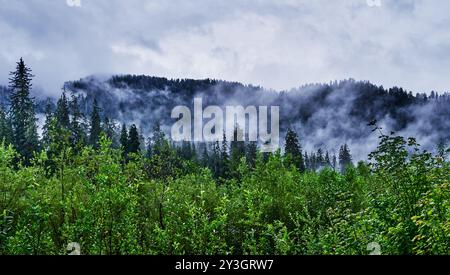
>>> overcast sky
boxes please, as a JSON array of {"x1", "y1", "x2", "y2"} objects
[{"x1": 0, "y1": 0, "x2": 449, "y2": 96}]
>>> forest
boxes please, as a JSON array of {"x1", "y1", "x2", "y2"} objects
[{"x1": 0, "y1": 58, "x2": 449, "y2": 255}]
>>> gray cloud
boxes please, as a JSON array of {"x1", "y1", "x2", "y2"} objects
[{"x1": 0, "y1": 0, "x2": 449, "y2": 95}]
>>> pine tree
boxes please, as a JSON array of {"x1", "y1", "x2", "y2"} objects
[
  {"x1": 149, "y1": 122, "x2": 166, "y2": 156},
  {"x1": 220, "y1": 132, "x2": 229, "y2": 178},
  {"x1": 69, "y1": 94, "x2": 85, "y2": 147},
  {"x1": 325, "y1": 151, "x2": 331, "y2": 167},
  {"x1": 339, "y1": 144, "x2": 353, "y2": 173},
  {"x1": 230, "y1": 127, "x2": 246, "y2": 176},
  {"x1": 211, "y1": 140, "x2": 221, "y2": 178},
  {"x1": 41, "y1": 99, "x2": 54, "y2": 150},
  {"x1": 8, "y1": 58, "x2": 39, "y2": 163},
  {"x1": 103, "y1": 116, "x2": 117, "y2": 146},
  {"x1": 128, "y1": 124, "x2": 141, "y2": 154},
  {"x1": 120, "y1": 123, "x2": 128, "y2": 160},
  {"x1": 56, "y1": 90, "x2": 70, "y2": 129},
  {"x1": 284, "y1": 128, "x2": 305, "y2": 172},
  {"x1": 89, "y1": 99, "x2": 101, "y2": 149},
  {"x1": 316, "y1": 148, "x2": 324, "y2": 167}
]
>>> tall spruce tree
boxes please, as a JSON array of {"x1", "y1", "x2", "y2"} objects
[
  {"x1": 89, "y1": 99, "x2": 101, "y2": 149},
  {"x1": 8, "y1": 58, "x2": 39, "y2": 163},
  {"x1": 69, "y1": 94, "x2": 85, "y2": 147},
  {"x1": 230, "y1": 127, "x2": 246, "y2": 176},
  {"x1": 149, "y1": 122, "x2": 166, "y2": 156},
  {"x1": 128, "y1": 124, "x2": 141, "y2": 154},
  {"x1": 103, "y1": 116, "x2": 117, "y2": 146},
  {"x1": 41, "y1": 99, "x2": 54, "y2": 150},
  {"x1": 325, "y1": 151, "x2": 331, "y2": 167},
  {"x1": 220, "y1": 132, "x2": 230, "y2": 178},
  {"x1": 120, "y1": 123, "x2": 128, "y2": 160},
  {"x1": 284, "y1": 128, "x2": 305, "y2": 172},
  {"x1": 339, "y1": 144, "x2": 353, "y2": 173},
  {"x1": 56, "y1": 91, "x2": 70, "y2": 129}
]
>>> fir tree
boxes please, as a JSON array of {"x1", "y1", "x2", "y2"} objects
[
  {"x1": 339, "y1": 144, "x2": 353, "y2": 173},
  {"x1": 284, "y1": 128, "x2": 305, "y2": 172},
  {"x1": 103, "y1": 116, "x2": 117, "y2": 146},
  {"x1": 41, "y1": 99, "x2": 54, "y2": 150},
  {"x1": 69, "y1": 94, "x2": 85, "y2": 147},
  {"x1": 325, "y1": 151, "x2": 331, "y2": 167},
  {"x1": 316, "y1": 148, "x2": 324, "y2": 168},
  {"x1": 230, "y1": 127, "x2": 246, "y2": 176},
  {"x1": 149, "y1": 122, "x2": 166, "y2": 156},
  {"x1": 128, "y1": 124, "x2": 140, "y2": 154},
  {"x1": 220, "y1": 132, "x2": 230, "y2": 178},
  {"x1": 120, "y1": 123, "x2": 128, "y2": 160},
  {"x1": 8, "y1": 58, "x2": 39, "y2": 163},
  {"x1": 211, "y1": 140, "x2": 221, "y2": 178},
  {"x1": 89, "y1": 99, "x2": 101, "y2": 149},
  {"x1": 56, "y1": 90, "x2": 70, "y2": 129}
]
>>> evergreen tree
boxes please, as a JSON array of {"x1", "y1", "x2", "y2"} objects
[
  {"x1": 339, "y1": 144, "x2": 353, "y2": 173},
  {"x1": 8, "y1": 58, "x2": 39, "y2": 163},
  {"x1": 69, "y1": 94, "x2": 85, "y2": 147},
  {"x1": 284, "y1": 128, "x2": 305, "y2": 172},
  {"x1": 220, "y1": 133, "x2": 229, "y2": 178},
  {"x1": 119, "y1": 123, "x2": 128, "y2": 160},
  {"x1": 230, "y1": 127, "x2": 246, "y2": 176},
  {"x1": 102, "y1": 116, "x2": 117, "y2": 146},
  {"x1": 55, "y1": 90, "x2": 70, "y2": 129},
  {"x1": 149, "y1": 122, "x2": 166, "y2": 156},
  {"x1": 128, "y1": 124, "x2": 141, "y2": 154},
  {"x1": 211, "y1": 140, "x2": 221, "y2": 178},
  {"x1": 89, "y1": 99, "x2": 101, "y2": 149},
  {"x1": 41, "y1": 99, "x2": 54, "y2": 150},
  {"x1": 316, "y1": 148, "x2": 325, "y2": 168},
  {"x1": 310, "y1": 153, "x2": 317, "y2": 171},
  {"x1": 139, "y1": 132, "x2": 146, "y2": 153},
  {"x1": 332, "y1": 154, "x2": 337, "y2": 170},
  {"x1": 325, "y1": 151, "x2": 331, "y2": 167},
  {"x1": 304, "y1": 152, "x2": 310, "y2": 170}
]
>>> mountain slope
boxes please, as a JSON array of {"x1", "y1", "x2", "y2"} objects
[
  {"x1": 64, "y1": 75, "x2": 450, "y2": 159},
  {"x1": 1, "y1": 75, "x2": 449, "y2": 160}
]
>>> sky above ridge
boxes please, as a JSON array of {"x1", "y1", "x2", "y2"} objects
[{"x1": 0, "y1": 0, "x2": 449, "y2": 96}]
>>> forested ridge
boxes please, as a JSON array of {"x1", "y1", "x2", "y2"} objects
[{"x1": 0, "y1": 59, "x2": 449, "y2": 255}]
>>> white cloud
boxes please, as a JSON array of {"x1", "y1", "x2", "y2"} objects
[
  {"x1": 66, "y1": 0, "x2": 81, "y2": 8},
  {"x1": 0, "y1": 0, "x2": 449, "y2": 95}
]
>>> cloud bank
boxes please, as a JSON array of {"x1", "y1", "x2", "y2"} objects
[{"x1": 0, "y1": 0, "x2": 449, "y2": 95}]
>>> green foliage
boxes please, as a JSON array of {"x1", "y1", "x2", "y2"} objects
[{"x1": 0, "y1": 126, "x2": 448, "y2": 255}]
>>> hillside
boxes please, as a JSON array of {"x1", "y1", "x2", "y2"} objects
[{"x1": 64, "y1": 75, "x2": 450, "y2": 159}]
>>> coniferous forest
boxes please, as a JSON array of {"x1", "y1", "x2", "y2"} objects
[{"x1": 0, "y1": 58, "x2": 449, "y2": 256}]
